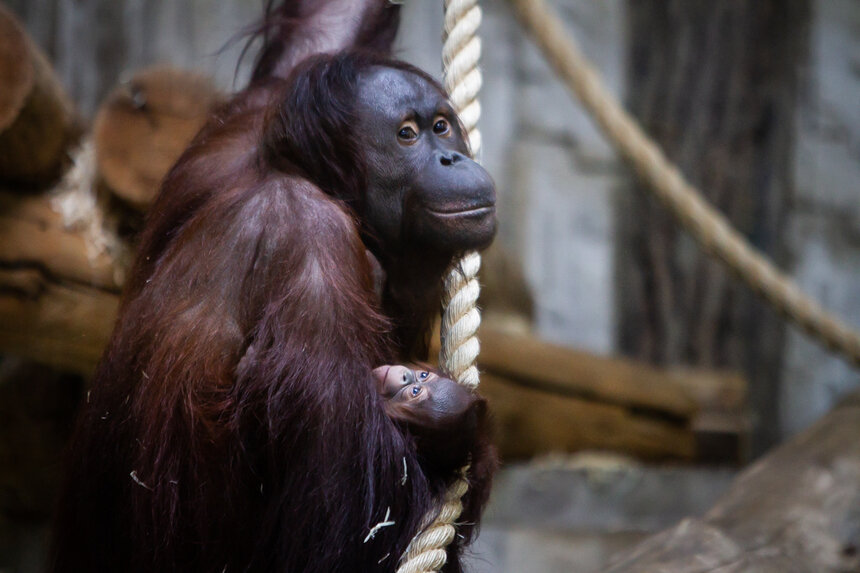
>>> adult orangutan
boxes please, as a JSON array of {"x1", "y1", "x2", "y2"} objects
[{"x1": 49, "y1": 2, "x2": 497, "y2": 572}]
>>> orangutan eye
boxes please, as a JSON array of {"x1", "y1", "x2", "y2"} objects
[
  {"x1": 432, "y1": 118, "x2": 450, "y2": 136},
  {"x1": 410, "y1": 385, "x2": 422, "y2": 397},
  {"x1": 418, "y1": 371, "x2": 429, "y2": 380}
]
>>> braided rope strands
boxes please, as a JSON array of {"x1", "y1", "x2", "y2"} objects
[
  {"x1": 510, "y1": 0, "x2": 860, "y2": 366},
  {"x1": 439, "y1": 252, "x2": 483, "y2": 389},
  {"x1": 439, "y1": 0, "x2": 485, "y2": 388},
  {"x1": 397, "y1": 1, "x2": 485, "y2": 571},
  {"x1": 442, "y1": 0, "x2": 483, "y2": 156},
  {"x1": 395, "y1": 476, "x2": 470, "y2": 573}
]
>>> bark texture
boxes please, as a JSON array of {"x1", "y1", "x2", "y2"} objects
[{"x1": 617, "y1": 0, "x2": 810, "y2": 452}]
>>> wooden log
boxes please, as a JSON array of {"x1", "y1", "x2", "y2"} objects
[
  {"x1": 482, "y1": 372, "x2": 695, "y2": 461},
  {"x1": 428, "y1": 326, "x2": 748, "y2": 461},
  {"x1": 0, "y1": 192, "x2": 121, "y2": 290},
  {"x1": 93, "y1": 66, "x2": 223, "y2": 210},
  {"x1": 478, "y1": 328, "x2": 698, "y2": 421},
  {"x1": 602, "y1": 390, "x2": 860, "y2": 572},
  {"x1": 0, "y1": 5, "x2": 80, "y2": 188},
  {"x1": 0, "y1": 268, "x2": 119, "y2": 376},
  {"x1": 667, "y1": 368, "x2": 751, "y2": 463},
  {"x1": 0, "y1": 199, "x2": 744, "y2": 461},
  {"x1": 0, "y1": 191, "x2": 122, "y2": 375}
]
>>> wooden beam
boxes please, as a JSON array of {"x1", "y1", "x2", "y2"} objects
[
  {"x1": 0, "y1": 192, "x2": 122, "y2": 291},
  {"x1": 0, "y1": 185, "x2": 747, "y2": 462},
  {"x1": 482, "y1": 372, "x2": 695, "y2": 461},
  {"x1": 478, "y1": 328, "x2": 698, "y2": 420},
  {"x1": 427, "y1": 325, "x2": 748, "y2": 461},
  {"x1": 0, "y1": 191, "x2": 122, "y2": 375},
  {"x1": 667, "y1": 367, "x2": 751, "y2": 463}
]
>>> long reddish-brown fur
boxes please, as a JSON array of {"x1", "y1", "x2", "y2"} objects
[{"x1": 49, "y1": 3, "x2": 494, "y2": 572}]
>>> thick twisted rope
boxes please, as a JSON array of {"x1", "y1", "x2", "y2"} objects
[
  {"x1": 439, "y1": 251, "x2": 482, "y2": 388},
  {"x1": 510, "y1": 0, "x2": 860, "y2": 366},
  {"x1": 395, "y1": 477, "x2": 470, "y2": 573},
  {"x1": 397, "y1": 1, "x2": 484, "y2": 571},
  {"x1": 439, "y1": 0, "x2": 483, "y2": 389}
]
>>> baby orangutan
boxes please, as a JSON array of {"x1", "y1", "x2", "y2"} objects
[{"x1": 372, "y1": 364, "x2": 496, "y2": 479}]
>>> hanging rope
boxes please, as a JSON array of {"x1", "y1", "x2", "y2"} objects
[
  {"x1": 438, "y1": 0, "x2": 484, "y2": 389},
  {"x1": 510, "y1": 0, "x2": 860, "y2": 367},
  {"x1": 397, "y1": 1, "x2": 484, "y2": 571}
]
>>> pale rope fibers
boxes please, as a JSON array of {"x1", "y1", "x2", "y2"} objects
[
  {"x1": 510, "y1": 0, "x2": 860, "y2": 366},
  {"x1": 396, "y1": 1, "x2": 484, "y2": 571}
]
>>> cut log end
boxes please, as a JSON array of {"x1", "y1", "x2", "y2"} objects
[
  {"x1": 0, "y1": 5, "x2": 34, "y2": 132},
  {"x1": 0, "y1": 5, "x2": 80, "y2": 188},
  {"x1": 94, "y1": 66, "x2": 223, "y2": 210}
]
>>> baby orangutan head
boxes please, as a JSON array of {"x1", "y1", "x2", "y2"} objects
[{"x1": 372, "y1": 364, "x2": 486, "y2": 473}]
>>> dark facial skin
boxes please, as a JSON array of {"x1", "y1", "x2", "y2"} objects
[
  {"x1": 356, "y1": 67, "x2": 497, "y2": 257},
  {"x1": 373, "y1": 364, "x2": 483, "y2": 472}
]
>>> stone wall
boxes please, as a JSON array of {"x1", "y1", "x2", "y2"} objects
[{"x1": 780, "y1": 0, "x2": 860, "y2": 436}]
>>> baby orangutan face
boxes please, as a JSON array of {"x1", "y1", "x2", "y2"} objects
[
  {"x1": 372, "y1": 364, "x2": 484, "y2": 471},
  {"x1": 373, "y1": 365, "x2": 474, "y2": 427}
]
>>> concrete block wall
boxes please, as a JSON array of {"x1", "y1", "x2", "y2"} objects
[
  {"x1": 465, "y1": 458, "x2": 736, "y2": 572},
  {"x1": 780, "y1": 0, "x2": 860, "y2": 437}
]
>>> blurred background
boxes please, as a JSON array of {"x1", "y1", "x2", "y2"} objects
[{"x1": 0, "y1": 1, "x2": 858, "y2": 571}]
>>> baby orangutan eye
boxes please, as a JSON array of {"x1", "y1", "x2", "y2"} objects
[
  {"x1": 418, "y1": 371, "x2": 429, "y2": 380},
  {"x1": 410, "y1": 385, "x2": 422, "y2": 397}
]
